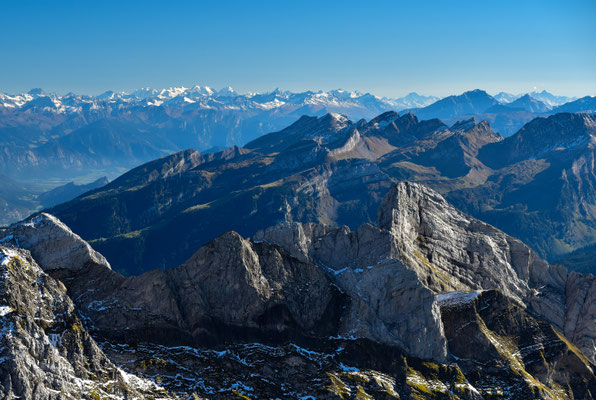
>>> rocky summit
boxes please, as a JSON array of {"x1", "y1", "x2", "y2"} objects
[{"x1": 1, "y1": 181, "x2": 595, "y2": 399}]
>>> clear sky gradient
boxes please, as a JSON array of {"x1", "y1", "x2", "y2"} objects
[{"x1": 1, "y1": 0, "x2": 595, "y2": 97}]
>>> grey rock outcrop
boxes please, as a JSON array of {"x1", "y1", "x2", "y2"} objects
[
  {"x1": 0, "y1": 246, "x2": 172, "y2": 399},
  {"x1": 564, "y1": 272, "x2": 596, "y2": 362},
  {"x1": 4, "y1": 181, "x2": 596, "y2": 367},
  {"x1": 8, "y1": 222, "x2": 346, "y2": 349},
  {"x1": 0, "y1": 213, "x2": 111, "y2": 271},
  {"x1": 378, "y1": 182, "x2": 566, "y2": 302},
  {"x1": 254, "y1": 222, "x2": 449, "y2": 361},
  {"x1": 257, "y1": 181, "x2": 596, "y2": 364},
  {"x1": 438, "y1": 290, "x2": 596, "y2": 399},
  {"x1": 2, "y1": 180, "x2": 596, "y2": 398}
]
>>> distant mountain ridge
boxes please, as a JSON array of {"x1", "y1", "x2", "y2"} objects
[
  {"x1": 410, "y1": 89, "x2": 500, "y2": 120},
  {"x1": 407, "y1": 90, "x2": 591, "y2": 136},
  {"x1": 494, "y1": 90, "x2": 576, "y2": 106},
  {"x1": 0, "y1": 87, "x2": 588, "y2": 180},
  {"x1": 0, "y1": 86, "x2": 439, "y2": 115},
  {"x1": 506, "y1": 94, "x2": 552, "y2": 113},
  {"x1": 0, "y1": 86, "x2": 440, "y2": 183},
  {"x1": 1, "y1": 85, "x2": 593, "y2": 226}
]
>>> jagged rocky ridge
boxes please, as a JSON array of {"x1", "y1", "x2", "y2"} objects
[
  {"x1": 44, "y1": 111, "x2": 596, "y2": 275},
  {"x1": 0, "y1": 246, "x2": 170, "y2": 399},
  {"x1": 2, "y1": 182, "x2": 596, "y2": 398},
  {"x1": 0, "y1": 86, "x2": 430, "y2": 183},
  {"x1": 0, "y1": 87, "x2": 590, "y2": 226},
  {"x1": 44, "y1": 112, "x2": 503, "y2": 275}
]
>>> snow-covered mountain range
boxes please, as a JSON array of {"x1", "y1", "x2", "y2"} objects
[
  {"x1": 0, "y1": 86, "x2": 440, "y2": 116},
  {"x1": 494, "y1": 90, "x2": 577, "y2": 106},
  {"x1": 0, "y1": 86, "x2": 578, "y2": 114}
]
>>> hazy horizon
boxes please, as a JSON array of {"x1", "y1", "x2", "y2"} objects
[
  {"x1": 2, "y1": 0, "x2": 595, "y2": 98},
  {"x1": 1, "y1": 85, "x2": 593, "y2": 100}
]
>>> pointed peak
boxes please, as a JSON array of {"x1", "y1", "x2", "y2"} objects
[
  {"x1": 462, "y1": 89, "x2": 491, "y2": 97},
  {"x1": 318, "y1": 113, "x2": 352, "y2": 132},
  {"x1": 217, "y1": 86, "x2": 237, "y2": 96},
  {"x1": 378, "y1": 181, "x2": 447, "y2": 231},
  {"x1": 321, "y1": 112, "x2": 350, "y2": 124},
  {"x1": 399, "y1": 111, "x2": 419, "y2": 122},
  {"x1": 5, "y1": 213, "x2": 112, "y2": 272}
]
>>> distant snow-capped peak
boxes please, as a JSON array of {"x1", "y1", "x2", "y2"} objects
[
  {"x1": 0, "y1": 85, "x2": 581, "y2": 120},
  {"x1": 529, "y1": 90, "x2": 577, "y2": 107}
]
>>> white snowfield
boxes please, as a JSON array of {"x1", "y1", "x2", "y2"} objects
[
  {"x1": 0, "y1": 86, "x2": 441, "y2": 115},
  {"x1": 436, "y1": 291, "x2": 483, "y2": 307}
]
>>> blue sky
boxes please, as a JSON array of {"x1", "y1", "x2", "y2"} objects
[{"x1": 1, "y1": 0, "x2": 595, "y2": 97}]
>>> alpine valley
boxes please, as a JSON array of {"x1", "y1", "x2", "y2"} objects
[
  {"x1": 1, "y1": 86, "x2": 593, "y2": 225},
  {"x1": 1, "y1": 86, "x2": 596, "y2": 400},
  {"x1": 41, "y1": 109, "x2": 596, "y2": 275}
]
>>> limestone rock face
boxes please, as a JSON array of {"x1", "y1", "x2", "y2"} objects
[
  {"x1": 564, "y1": 272, "x2": 596, "y2": 363},
  {"x1": 378, "y1": 182, "x2": 563, "y2": 302},
  {"x1": 0, "y1": 246, "x2": 171, "y2": 399},
  {"x1": 254, "y1": 222, "x2": 448, "y2": 361},
  {"x1": 377, "y1": 182, "x2": 596, "y2": 364},
  {"x1": 439, "y1": 290, "x2": 596, "y2": 399},
  {"x1": 0, "y1": 213, "x2": 111, "y2": 271},
  {"x1": 2, "y1": 180, "x2": 596, "y2": 398},
  {"x1": 257, "y1": 181, "x2": 596, "y2": 364},
  {"x1": 40, "y1": 229, "x2": 347, "y2": 350},
  {"x1": 171, "y1": 232, "x2": 342, "y2": 335},
  {"x1": 331, "y1": 259, "x2": 448, "y2": 361}
]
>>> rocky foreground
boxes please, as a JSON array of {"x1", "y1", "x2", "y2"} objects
[{"x1": 1, "y1": 182, "x2": 595, "y2": 399}]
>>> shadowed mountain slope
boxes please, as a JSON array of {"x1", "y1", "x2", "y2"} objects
[{"x1": 39, "y1": 112, "x2": 596, "y2": 274}]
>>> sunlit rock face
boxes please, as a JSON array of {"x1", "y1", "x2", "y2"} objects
[{"x1": 1, "y1": 181, "x2": 595, "y2": 399}]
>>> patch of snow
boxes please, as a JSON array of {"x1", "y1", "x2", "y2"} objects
[
  {"x1": 328, "y1": 334, "x2": 358, "y2": 341},
  {"x1": 229, "y1": 381, "x2": 254, "y2": 393},
  {"x1": 436, "y1": 291, "x2": 482, "y2": 307},
  {"x1": 21, "y1": 214, "x2": 45, "y2": 229},
  {"x1": 1, "y1": 248, "x2": 20, "y2": 266},
  {"x1": 87, "y1": 299, "x2": 119, "y2": 312},
  {"x1": 0, "y1": 306, "x2": 13, "y2": 317},
  {"x1": 330, "y1": 267, "x2": 349, "y2": 275},
  {"x1": 119, "y1": 367, "x2": 166, "y2": 392}
]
